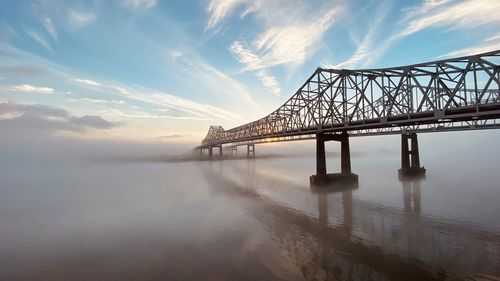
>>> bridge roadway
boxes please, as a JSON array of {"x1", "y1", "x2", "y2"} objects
[{"x1": 196, "y1": 50, "x2": 500, "y2": 184}]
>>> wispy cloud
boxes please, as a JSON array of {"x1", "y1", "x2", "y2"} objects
[
  {"x1": 112, "y1": 99, "x2": 126, "y2": 105},
  {"x1": 121, "y1": 0, "x2": 158, "y2": 11},
  {"x1": 438, "y1": 34, "x2": 500, "y2": 58},
  {"x1": 329, "y1": 0, "x2": 500, "y2": 69},
  {"x1": 230, "y1": 40, "x2": 281, "y2": 94},
  {"x1": 81, "y1": 98, "x2": 108, "y2": 104},
  {"x1": 42, "y1": 17, "x2": 57, "y2": 39},
  {"x1": 9, "y1": 84, "x2": 54, "y2": 94},
  {"x1": 208, "y1": 0, "x2": 341, "y2": 68},
  {"x1": 102, "y1": 109, "x2": 208, "y2": 121},
  {"x1": 169, "y1": 51, "x2": 259, "y2": 112},
  {"x1": 221, "y1": 1, "x2": 340, "y2": 95},
  {"x1": 74, "y1": 78, "x2": 101, "y2": 86},
  {"x1": 330, "y1": 2, "x2": 392, "y2": 69},
  {"x1": 156, "y1": 134, "x2": 189, "y2": 140},
  {"x1": 226, "y1": 6, "x2": 340, "y2": 70},
  {"x1": 255, "y1": 70, "x2": 280, "y2": 96},
  {"x1": 206, "y1": 0, "x2": 247, "y2": 31},
  {"x1": 68, "y1": 9, "x2": 96, "y2": 28},
  {"x1": 229, "y1": 40, "x2": 264, "y2": 71},
  {"x1": 397, "y1": 0, "x2": 500, "y2": 38},
  {"x1": 0, "y1": 42, "x2": 246, "y2": 124},
  {"x1": 24, "y1": 29, "x2": 52, "y2": 51},
  {"x1": 71, "y1": 74, "x2": 242, "y2": 122},
  {"x1": 252, "y1": 8, "x2": 339, "y2": 68}
]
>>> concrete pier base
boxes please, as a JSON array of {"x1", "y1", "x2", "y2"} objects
[
  {"x1": 398, "y1": 167, "x2": 426, "y2": 179},
  {"x1": 399, "y1": 167, "x2": 426, "y2": 176},
  {"x1": 310, "y1": 172, "x2": 358, "y2": 187}
]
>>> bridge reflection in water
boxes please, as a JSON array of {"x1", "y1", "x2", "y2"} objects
[{"x1": 203, "y1": 162, "x2": 500, "y2": 281}]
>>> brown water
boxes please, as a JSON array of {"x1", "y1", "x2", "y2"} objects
[{"x1": 1, "y1": 151, "x2": 500, "y2": 280}]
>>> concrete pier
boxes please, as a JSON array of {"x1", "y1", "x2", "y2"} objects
[
  {"x1": 399, "y1": 133, "x2": 426, "y2": 178},
  {"x1": 247, "y1": 144, "x2": 255, "y2": 158},
  {"x1": 310, "y1": 131, "x2": 358, "y2": 187}
]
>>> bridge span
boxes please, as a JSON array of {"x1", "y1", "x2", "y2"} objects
[{"x1": 196, "y1": 50, "x2": 500, "y2": 184}]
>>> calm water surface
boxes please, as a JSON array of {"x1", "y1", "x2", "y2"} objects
[{"x1": 1, "y1": 151, "x2": 499, "y2": 280}]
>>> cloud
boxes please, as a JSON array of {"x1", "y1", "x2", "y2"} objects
[
  {"x1": 329, "y1": 2, "x2": 392, "y2": 69},
  {"x1": 227, "y1": 6, "x2": 340, "y2": 70},
  {"x1": 0, "y1": 100, "x2": 119, "y2": 133},
  {"x1": 71, "y1": 73, "x2": 242, "y2": 122},
  {"x1": 233, "y1": 31, "x2": 338, "y2": 95},
  {"x1": 156, "y1": 134, "x2": 189, "y2": 140},
  {"x1": 81, "y1": 98, "x2": 108, "y2": 104},
  {"x1": 121, "y1": 0, "x2": 158, "y2": 11},
  {"x1": 9, "y1": 84, "x2": 54, "y2": 94},
  {"x1": 0, "y1": 65, "x2": 52, "y2": 77},
  {"x1": 253, "y1": 8, "x2": 338, "y2": 68},
  {"x1": 206, "y1": 0, "x2": 247, "y2": 31},
  {"x1": 102, "y1": 109, "x2": 208, "y2": 121},
  {"x1": 2, "y1": 32, "x2": 248, "y2": 126},
  {"x1": 169, "y1": 50, "x2": 183, "y2": 61},
  {"x1": 70, "y1": 115, "x2": 116, "y2": 129},
  {"x1": 397, "y1": 0, "x2": 500, "y2": 38},
  {"x1": 74, "y1": 78, "x2": 100, "y2": 86},
  {"x1": 328, "y1": 0, "x2": 500, "y2": 70},
  {"x1": 208, "y1": 1, "x2": 340, "y2": 68},
  {"x1": 438, "y1": 34, "x2": 500, "y2": 58},
  {"x1": 168, "y1": 51, "x2": 259, "y2": 114},
  {"x1": 24, "y1": 29, "x2": 52, "y2": 51},
  {"x1": 68, "y1": 9, "x2": 96, "y2": 28},
  {"x1": 42, "y1": 17, "x2": 57, "y2": 39},
  {"x1": 112, "y1": 99, "x2": 126, "y2": 105},
  {"x1": 255, "y1": 70, "x2": 280, "y2": 96},
  {"x1": 229, "y1": 40, "x2": 263, "y2": 71},
  {"x1": 220, "y1": 1, "x2": 339, "y2": 95}
]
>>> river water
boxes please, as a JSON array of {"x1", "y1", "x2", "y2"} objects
[{"x1": 1, "y1": 144, "x2": 499, "y2": 280}]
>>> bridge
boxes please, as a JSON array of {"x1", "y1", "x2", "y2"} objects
[{"x1": 196, "y1": 50, "x2": 500, "y2": 185}]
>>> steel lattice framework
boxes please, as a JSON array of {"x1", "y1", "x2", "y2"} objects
[{"x1": 199, "y1": 50, "x2": 500, "y2": 148}]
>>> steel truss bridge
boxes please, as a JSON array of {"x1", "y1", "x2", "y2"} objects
[{"x1": 197, "y1": 50, "x2": 500, "y2": 181}]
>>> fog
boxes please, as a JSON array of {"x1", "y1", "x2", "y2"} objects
[{"x1": 1, "y1": 101, "x2": 500, "y2": 280}]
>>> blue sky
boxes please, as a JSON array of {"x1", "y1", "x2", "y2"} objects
[{"x1": 1, "y1": 0, "x2": 499, "y2": 143}]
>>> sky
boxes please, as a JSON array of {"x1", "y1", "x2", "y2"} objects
[{"x1": 0, "y1": 0, "x2": 500, "y2": 146}]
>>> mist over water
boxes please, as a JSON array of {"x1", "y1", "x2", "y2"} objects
[{"x1": 1, "y1": 132, "x2": 500, "y2": 280}]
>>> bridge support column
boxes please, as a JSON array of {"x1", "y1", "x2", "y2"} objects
[
  {"x1": 231, "y1": 146, "x2": 237, "y2": 157},
  {"x1": 399, "y1": 133, "x2": 426, "y2": 178},
  {"x1": 310, "y1": 131, "x2": 358, "y2": 187},
  {"x1": 316, "y1": 133, "x2": 326, "y2": 176},
  {"x1": 247, "y1": 144, "x2": 255, "y2": 158},
  {"x1": 209, "y1": 146, "x2": 213, "y2": 158},
  {"x1": 340, "y1": 132, "x2": 351, "y2": 175},
  {"x1": 218, "y1": 145, "x2": 222, "y2": 157}
]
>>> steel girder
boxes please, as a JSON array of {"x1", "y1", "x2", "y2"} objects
[{"x1": 200, "y1": 50, "x2": 500, "y2": 148}]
